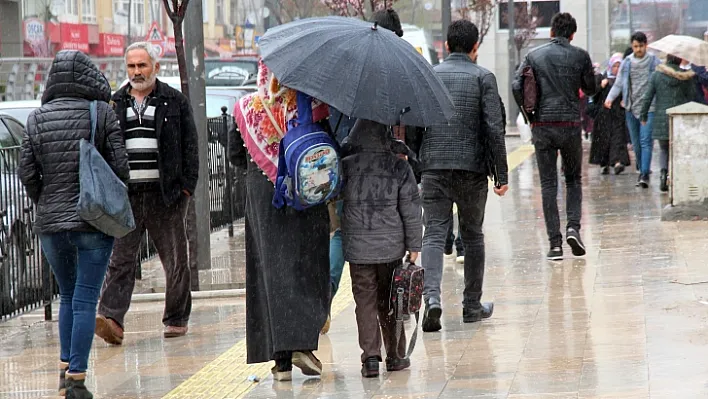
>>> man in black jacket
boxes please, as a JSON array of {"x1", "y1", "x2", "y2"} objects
[
  {"x1": 96, "y1": 42, "x2": 199, "y2": 344},
  {"x1": 513, "y1": 13, "x2": 600, "y2": 261},
  {"x1": 420, "y1": 20, "x2": 509, "y2": 333}
]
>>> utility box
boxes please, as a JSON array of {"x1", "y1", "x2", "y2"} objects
[{"x1": 663, "y1": 102, "x2": 708, "y2": 221}]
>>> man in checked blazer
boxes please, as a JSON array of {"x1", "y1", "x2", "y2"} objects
[{"x1": 417, "y1": 20, "x2": 509, "y2": 333}]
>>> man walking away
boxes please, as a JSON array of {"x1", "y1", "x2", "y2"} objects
[
  {"x1": 604, "y1": 32, "x2": 660, "y2": 188},
  {"x1": 419, "y1": 20, "x2": 509, "y2": 333},
  {"x1": 513, "y1": 12, "x2": 600, "y2": 261},
  {"x1": 96, "y1": 42, "x2": 199, "y2": 344}
]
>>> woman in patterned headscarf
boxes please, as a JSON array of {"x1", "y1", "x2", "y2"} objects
[
  {"x1": 230, "y1": 60, "x2": 331, "y2": 381},
  {"x1": 589, "y1": 53, "x2": 630, "y2": 175}
]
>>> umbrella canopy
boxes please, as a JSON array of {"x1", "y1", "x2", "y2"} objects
[
  {"x1": 648, "y1": 34, "x2": 708, "y2": 67},
  {"x1": 258, "y1": 16, "x2": 455, "y2": 127}
]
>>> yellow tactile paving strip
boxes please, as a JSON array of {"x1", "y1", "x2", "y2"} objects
[{"x1": 161, "y1": 144, "x2": 535, "y2": 399}]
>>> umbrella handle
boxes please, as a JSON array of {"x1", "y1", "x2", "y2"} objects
[{"x1": 396, "y1": 107, "x2": 411, "y2": 126}]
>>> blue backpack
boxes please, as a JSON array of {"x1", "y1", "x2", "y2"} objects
[{"x1": 272, "y1": 91, "x2": 342, "y2": 210}]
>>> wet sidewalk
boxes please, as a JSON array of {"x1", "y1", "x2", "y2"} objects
[{"x1": 3, "y1": 139, "x2": 708, "y2": 398}]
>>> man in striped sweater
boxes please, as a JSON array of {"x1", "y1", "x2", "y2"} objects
[{"x1": 96, "y1": 42, "x2": 199, "y2": 344}]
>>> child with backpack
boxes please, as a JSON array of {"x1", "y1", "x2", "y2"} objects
[{"x1": 340, "y1": 119, "x2": 423, "y2": 378}]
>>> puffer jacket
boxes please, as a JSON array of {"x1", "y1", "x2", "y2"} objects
[
  {"x1": 640, "y1": 63, "x2": 697, "y2": 141},
  {"x1": 420, "y1": 53, "x2": 508, "y2": 185},
  {"x1": 18, "y1": 50, "x2": 130, "y2": 234},
  {"x1": 513, "y1": 37, "x2": 600, "y2": 123},
  {"x1": 340, "y1": 120, "x2": 422, "y2": 265}
]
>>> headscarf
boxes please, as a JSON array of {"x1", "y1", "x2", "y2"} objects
[
  {"x1": 607, "y1": 53, "x2": 623, "y2": 78},
  {"x1": 234, "y1": 60, "x2": 329, "y2": 183}
]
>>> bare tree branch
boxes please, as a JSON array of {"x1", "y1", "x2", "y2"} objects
[
  {"x1": 456, "y1": 0, "x2": 500, "y2": 45},
  {"x1": 161, "y1": 0, "x2": 191, "y2": 98}
]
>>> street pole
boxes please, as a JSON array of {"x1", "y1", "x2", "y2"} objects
[
  {"x1": 442, "y1": 0, "x2": 451, "y2": 58},
  {"x1": 627, "y1": 0, "x2": 633, "y2": 35},
  {"x1": 184, "y1": 0, "x2": 212, "y2": 274},
  {"x1": 127, "y1": 0, "x2": 132, "y2": 48},
  {"x1": 507, "y1": 0, "x2": 517, "y2": 126}
]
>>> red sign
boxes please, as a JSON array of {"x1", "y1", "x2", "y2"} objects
[
  {"x1": 60, "y1": 23, "x2": 89, "y2": 52},
  {"x1": 97, "y1": 33, "x2": 125, "y2": 56}
]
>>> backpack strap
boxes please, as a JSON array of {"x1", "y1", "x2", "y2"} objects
[
  {"x1": 259, "y1": 95, "x2": 284, "y2": 136},
  {"x1": 257, "y1": 94, "x2": 288, "y2": 208},
  {"x1": 296, "y1": 91, "x2": 314, "y2": 125},
  {"x1": 395, "y1": 287, "x2": 419, "y2": 360},
  {"x1": 393, "y1": 262, "x2": 419, "y2": 360}
]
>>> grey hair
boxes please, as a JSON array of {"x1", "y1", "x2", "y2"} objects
[{"x1": 125, "y1": 41, "x2": 160, "y2": 63}]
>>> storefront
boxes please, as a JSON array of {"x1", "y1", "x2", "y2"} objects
[
  {"x1": 92, "y1": 33, "x2": 125, "y2": 57},
  {"x1": 22, "y1": 20, "x2": 96, "y2": 57}
]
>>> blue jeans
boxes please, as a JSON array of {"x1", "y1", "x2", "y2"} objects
[
  {"x1": 39, "y1": 231, "x2": 114, "y2": 373},
  {"x1": 626, "y1": 112, "x2": 654, "y2": 175},
  {"x1": 329, "y1": 200, "x2": 345, "y2": 299}
]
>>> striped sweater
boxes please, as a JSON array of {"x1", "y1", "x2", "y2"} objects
[{"x1": 125, "y1": 97, "x2": 160, "y2": 191}]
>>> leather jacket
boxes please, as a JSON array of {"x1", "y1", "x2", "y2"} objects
[{"x1": 513, "y1": 37, "x2": 601, "y2": 123}]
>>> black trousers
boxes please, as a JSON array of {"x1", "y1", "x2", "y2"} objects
[
  {"x1": 98, "y1": 191, "x2": 191, "y2": 328},
  {"x1": 421, "y1": 170, "x2": 488, "y2": 308},
  {"x1": 532, "y1": 125, "x2": 583, "y2": 247}
]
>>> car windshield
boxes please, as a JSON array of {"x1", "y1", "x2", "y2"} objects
[
  {"x1": 0, "y1": 108, "x2": 34, "y2": 126},
  {"x1": 205, "y1": 60, "x2": 258, "y2": 87},
  {"x1": 206, "y1": 94, "x2": 238, "y2": 117}
]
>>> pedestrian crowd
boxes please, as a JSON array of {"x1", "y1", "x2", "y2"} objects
[{"x1": 10, "y1": 8, "x2": 707, "y2": 399}]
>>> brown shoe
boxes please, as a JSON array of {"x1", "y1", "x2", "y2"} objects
[
  {"x1": 95, "y1": 315, "x2": 123, "y2": 345},
  {"x1": 292, "y1": 351, "x2": 322, "y2": 376},
  {"x1": 164, "y1": 325, "x2": 188, "y2": 338}
]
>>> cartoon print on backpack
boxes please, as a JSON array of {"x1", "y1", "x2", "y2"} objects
[{"x1": 273, "y1": 91, "x2": 342, "y2": 211}]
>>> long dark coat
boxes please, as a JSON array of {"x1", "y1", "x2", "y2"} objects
[
  {"x1": 589, "y1": 75, "x2": 630, "y2": 167},
  {"x1": 229, "y1": 131, "x2": 330, "y2": 364}
]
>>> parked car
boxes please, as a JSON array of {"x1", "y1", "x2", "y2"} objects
[
  {"x1": 0, "y1": 114, "x2": 39, "y2": 315},
  {"x1": 205, "y1": 57, "x2": 259, "y2": 87},
  {"x1": 0, "y1": 100, "x2": 42, "y2": 126}
]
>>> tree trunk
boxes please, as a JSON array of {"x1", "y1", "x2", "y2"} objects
[{"x1": 173, "y1": 19, "x2": 190, "y2": 99}]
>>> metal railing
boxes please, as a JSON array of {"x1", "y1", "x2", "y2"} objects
[
  {"x1": 136, "y1": 109, "x2": 245, "y2": 264},
  {"x1": 0, "y1": 147, "x2": 56, "y2": 321},
  {"x1": 0, "y1": 109, "x2": 246, "y2": 319}
]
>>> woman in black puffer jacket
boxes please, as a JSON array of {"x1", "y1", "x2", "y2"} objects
[{"x1": 18, "y1": 50, "x2": 129, "y2": 399}]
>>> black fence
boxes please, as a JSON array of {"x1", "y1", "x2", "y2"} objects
[
  {"x1": 135, "y1": 110, "x2": 245, "y2": 263},
  {"x1": 1, "y1": 110, "x2": 245, "y2": 320},
  {"x1": 0, "y1": 147, "x2": 56, "y2": 321}
]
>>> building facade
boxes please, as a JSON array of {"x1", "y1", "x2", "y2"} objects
[
  {"x1": 0, "y1": 0, "x2": 238, "y2": 58},
  {"x1": 474, "y1": 0, "x2": 611, "y2": 123}
]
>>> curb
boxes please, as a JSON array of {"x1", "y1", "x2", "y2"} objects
[{"x1": 131, "y1": 289, "x2": 246, "y2": 303}]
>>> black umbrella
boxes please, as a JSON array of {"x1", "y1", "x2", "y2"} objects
[{"x1": 259, "y1": 16, "x2": 454, "y2": 127}]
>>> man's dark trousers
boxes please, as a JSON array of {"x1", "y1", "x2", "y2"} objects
[
  {"x1": 421, "y1": 170, "x2": 488, "y2": 308},
  {"x1": 98, "y1": 191, "x2": 192, "y2": 328},
  {"x1": 532, "y1": 125, "x2": 583, "y2": 248}
]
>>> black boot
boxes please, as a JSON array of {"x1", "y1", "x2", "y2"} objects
[
  {"x1": 59, "y1": 361, "x2": 69, "y2": 396},
  {"x1": 422, "y1": 303, "x2": 442, "y2": 332},
  {"x1": 660, "y1": 169, "x2": 668, "y2": 192},
  {"x1": 463, "y1": 302, "x2": 494, "y2": 323},
  {"x1": 361, "y1": 357, "x2": 379, "y2": 378},
  {"x1": 65, "y1": 372, "x2": 93, "y2": 399}
]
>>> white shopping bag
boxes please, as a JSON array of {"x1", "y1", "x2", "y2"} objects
[{"x1": 517, "y1": 113, "x2": 532, "y2": 143}]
